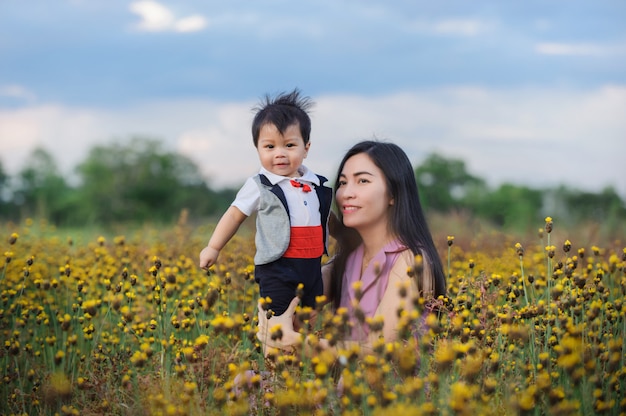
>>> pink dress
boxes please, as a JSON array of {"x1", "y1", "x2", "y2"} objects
[{"x1": 338, "y1": 239, "x2": 408, "y2": 341}]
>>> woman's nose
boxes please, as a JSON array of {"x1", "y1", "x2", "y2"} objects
[{"x1": 339, "y1": 183, "x2": 355, "y2": 199}]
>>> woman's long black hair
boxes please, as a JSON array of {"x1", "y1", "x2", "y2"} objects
[{"x1": 330, "y1": 140, "x2": 446, "y2": 309}]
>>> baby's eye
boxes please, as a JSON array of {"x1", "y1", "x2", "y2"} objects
[
  {"x1": 265, "y1": 144, "x2": 274, "y2": 149},
  {"x1": 286, "y1": 143, "x2": 295, "y2": 148}
]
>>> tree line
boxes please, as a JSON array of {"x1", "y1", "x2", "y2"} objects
[
  {"x1": 0, "y1": 138, "x2": 237, "y2": 227},
  {"x1": 1, "y1": 137, "x2": 624, "y2": 231}
]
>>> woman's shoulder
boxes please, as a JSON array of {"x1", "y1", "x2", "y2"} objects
[{"x1": 388, "y1": 248, "x2": 415, "y2": 281}]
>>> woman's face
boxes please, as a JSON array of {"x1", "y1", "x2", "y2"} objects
[{"x1": 336, "y1": 153, "x2": 393, "y2": 234}]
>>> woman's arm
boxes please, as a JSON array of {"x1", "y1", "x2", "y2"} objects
[
  {"x1": 322, "y1": 260, "x2": 333, "y2": 301},
  {"x1": 373, "y1": 250, "x2": 421, "y2": 344}
]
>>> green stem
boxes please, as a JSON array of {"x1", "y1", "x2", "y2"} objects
[
  {"x1": 519, "y1": 255, "x2": 529, "y2": 306},
  {"x1": 447, "y1": 245, "x2": 451, "y2": 280},
  {"x1": 546, "y1": 233, "x2": 552, "y2": 299}
]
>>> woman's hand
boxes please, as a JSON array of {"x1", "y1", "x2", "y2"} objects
[{"x1": 256, "y1": 297, "x2": 303, "y2": 355}]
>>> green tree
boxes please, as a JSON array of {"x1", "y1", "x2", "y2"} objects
[
  {"x1": 544, "y1": 185, "x2": 626, "y2": 236},
  {"x1": 414, "y1": 153, "x2": 487, "y2": 212},
  {"x1": 13, "y1": 148, "x2": 72, "y2": 222},
  {"x1": 0, "y1": 160, "x2": 7, "y2": 193},
  {"x1": 0, "y1": 159, "x2": 15, "y2": 219},
  {"x1": 476, "y1": 183, "x2": 543, "y2": 230},
  {"x1": 564, "y1": 186, "x2": 625, "y2": 222},
  {"x1": 75, "y1": 137, "x2": 235, "y2": 225}
]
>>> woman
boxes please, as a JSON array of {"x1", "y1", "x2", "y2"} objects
[{"x1": 257, "y1": 140, "x2": 446, "y2": 355}]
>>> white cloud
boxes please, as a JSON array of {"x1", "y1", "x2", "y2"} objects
[
  {"x1": 432, "y1": 19, "x2": 491, "y2": 36},
  {"x1": 0, "y1": 105, "x2": 101, "y2": 178},
  {"x1": 129, "y1": 1, "x2": 208, "y2": 33},
  {"x1": 0, "y1": 87, "x2": 624, "y2": 197},
  {"x1": 311, "y1": 86, "x2": 626, "y2": 196},
  {"x1": 407, "y1": 18, "x2": 493, "y2": 36},
  {"x1": 535, "y1": 42, "x2": 626, "y2": 56},
  {"x1": 174, "y1": 15, "x2": 208, "y2": 33},
  {"x1": 130, "y1": 1, "x2": 174, "y2": 31},
  {"x1": 0, "y1": 84, "x2": 37, "y2": 102}
]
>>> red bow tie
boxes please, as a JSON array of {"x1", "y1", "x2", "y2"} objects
[{"x1": 290, "y1": 179, "x2": 312, "y2": 193}]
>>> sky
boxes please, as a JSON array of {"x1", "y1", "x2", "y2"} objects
[{"x1": 1, "y1": 1, "x2": 625, "y2": 198}]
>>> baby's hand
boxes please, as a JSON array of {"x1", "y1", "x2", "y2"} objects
[{"x1": 199, "y1": 246, "x2": 219, "y2": 269}]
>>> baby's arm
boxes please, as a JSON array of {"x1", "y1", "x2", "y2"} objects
[{"x1": 199, "y1": 206, "x2": 247, "y2": 269}]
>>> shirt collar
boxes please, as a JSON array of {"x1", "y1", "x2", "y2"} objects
[{"x1": 259, "y1": 165, "x2": 320, "y2": 186}]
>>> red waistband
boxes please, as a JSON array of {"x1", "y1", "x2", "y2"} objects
[{"x1": 283, "y1": 225, "x2": 324, "y2": 258}]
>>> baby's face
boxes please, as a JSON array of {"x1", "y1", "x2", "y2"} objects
[{"x1": 256, "y1": 122, "x2": 310, "y2": 178}]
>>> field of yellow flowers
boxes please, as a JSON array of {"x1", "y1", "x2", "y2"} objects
[{"x1": 1, "y1": 216, "x2": 624, "y2": 416}]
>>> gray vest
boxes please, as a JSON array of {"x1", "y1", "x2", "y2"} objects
[{"x1": 252, "y1": 174, "x2": 332, "y2": 265}]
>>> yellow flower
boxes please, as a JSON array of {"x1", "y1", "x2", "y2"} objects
[
  {"x1": 259, "y1": 296, "x2": 272, "y2": 311},
  {"x1": 460, "y1": 353, "x2": 483, "y2": 381},
  {"x1": 315, "y1": 295, "x2": 327, "y2": 310},
  {"x1": 425, "y1": 313, "x2": 441, "y2": 334},
  {"x1": 130, "y1": 350, "x2": 148, "y2": 367},
  {"x1": 212, "y1": 387, "x2": 227, "y2": 404},
  {"x1": 54, "y1": 350, "x2": 65, "y2": 365},
  {"x1": 82, "y1": 299, "x2": 99, "y2": 316},
  {"x1": 194, "y1": 334, "x2": 209, "y2": 348},
  {"x1": 563, "y1": 240, "x2": 571, "y2": 253},
  {"x1": 77, "y1": 377, "x2": 88, "y2": 390},
  {"x1": 557, "y1": 352, "x2": 581, "y2": 372},
  {"x1": 46, "y1": 372, "x2": 72, "y2": 400},
  {"x1": 395, "y1": 342, "x2": 418, "y2": 377},
  {"x1": 183, "y1": 381, "x2": 197, "y2": 394},
  {"x1": 483, "y1": 377, "x2": 497, "y2": 395},
  {"x1": 544, "y1": 217, "x2": 553, "y2": 233},
  {"x1": 434, "y1": 340, "x2": 456, "y2": 371},
  {"x1": 366, "y1": 395, "x2": 377, "y2": 407},
  {"x1": 295, "y1": 282, "x2": 305, "y2": 298},
  {"x1": 59, "y1": 313, "x2": 72, "y2": 331},
  {"x1": 515, "y1": 386, "x2": 537, "y2": 412},
  {"x1": 352, "y1": 280, "x2": 363, "y2": 300},
  {"x1": 449, "y1": 381, "x2": 475, "y2": 413},
  {"x1": 269, "y1": 323, "x2": 283, "y2": 341},
  {"x1": 4, "y1": 251, "x2": 13, "y2": 263},
  {"x1": 182, "y1": 346, "x2": 196, "y2": 362},
  {"x1": 314, "y1": 361, "x2": 328, "y2": 378}
]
